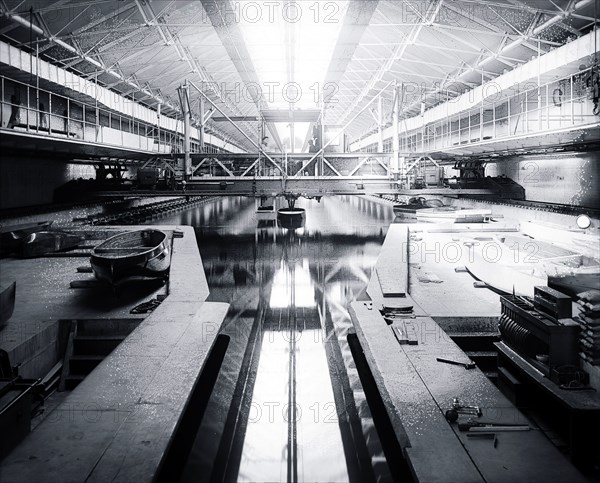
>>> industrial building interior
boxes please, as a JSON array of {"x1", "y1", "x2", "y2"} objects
[{"x1": 0, "y1": 0, "x2": 599, "y2": 482}]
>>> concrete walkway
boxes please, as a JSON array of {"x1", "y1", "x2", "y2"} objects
[{"x1": 0, "y1": 226, "x2": 229, "y2": 482}]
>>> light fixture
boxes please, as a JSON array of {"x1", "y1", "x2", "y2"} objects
[{"x1": 576, "y1": 214, "x2": 592, "y2": 229}]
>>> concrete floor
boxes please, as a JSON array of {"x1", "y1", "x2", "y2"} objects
[
  {"x1": 408, "y1": 229, "x2": 502, "y2": 322},
  {"x1": 0, "y1": 225, "x2": 228, "y2": 483},
  {"x1": 0, "y1": 228, "x2": 168, "y2": 379},
  {"x1": 352, "y1": 222, "x2": 591, "y2": 483}
]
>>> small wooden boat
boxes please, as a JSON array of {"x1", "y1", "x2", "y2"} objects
[
  {"x1": 416, "y1": 208, "x2": 491, "y2": 223},
  {"x1": 255, "y1": 205, "x2": 276, "y2": 221},
  {"x1": 91, "y1": 229, "x2": 171, "y2": 286},
  {"x1": 277, "y1": 208, "x2": 305, "y2": 230},
  {"x1": 0, "y1": 221, "x2": 53, "y2": 255},
  {"x1": 0, "y1": 281, "x2": 16, "y2": 325},
  {"x1": 393, "y1": 197, "x2": 444, "y2": 216},
  {"x1": 20, "y1": 231, "x2": 84, "y2": 258}
]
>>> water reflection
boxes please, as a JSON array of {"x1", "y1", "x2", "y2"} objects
[{"x1": 154, "y1": 196, "x2": 395, "y2": 483}]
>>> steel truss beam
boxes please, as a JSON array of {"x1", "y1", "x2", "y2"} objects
[
  {"x1": 188, "y1": 79, "x2": 285, "y2": 175},
  {"x1": 0, "y1": 6, "x2": 178, "y2": 112},
  {"x1": 200, "y1": 0, "x2": 284, "y2": 153},
  {"x1": 337, "y1": 0, "x2": 444, "y2": 125},
  {"x1": 399, "y1": 0, "x2": 596, "y2": 117}
]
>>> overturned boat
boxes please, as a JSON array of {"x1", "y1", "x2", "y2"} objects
[
  {"x1": 20, "y1": 231, "x2": 83, "y2": 258},
  {"x1": 0, "y1": 220, "x2": 53, "y2": 255},
  {"x1": 393, "y1": 197, "x2": 444, "y2": 216},
  {"x1": 463, "y1": 234, "x2": 600, "y2": 298},
  {"x1": 416, "y1": 207, "x2": 492, "y2": 223},
  {"x1": 91, "y1": 229, "x2": 171, "y2": 286}
]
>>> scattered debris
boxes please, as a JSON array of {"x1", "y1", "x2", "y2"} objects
[{"x1": 130, "y1": 297, "x2": 163, "y2": 314}]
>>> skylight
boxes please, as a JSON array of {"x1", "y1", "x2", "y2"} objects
[{"x1": 236, "y1": 1, "x2": 348, "y2": 149}]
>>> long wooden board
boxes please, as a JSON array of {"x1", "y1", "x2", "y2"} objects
[{"x1": 376, "y1": 225, "x2": 408, "y2": 297}]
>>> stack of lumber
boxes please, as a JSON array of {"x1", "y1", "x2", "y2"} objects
[{"x1": 575, "y1": 290, "x2": 600, "y2": 365}]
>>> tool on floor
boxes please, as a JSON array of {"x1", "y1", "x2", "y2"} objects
[
  {"x1": 130, "y1": 297, "x2": 162, "y2": 314},
  {"x1": 458, "y1": 418, "x2": 530, "y2": 432},
  {"x1": 445, "y1": 398, "x2": 482, "y2": 422},
  {"x1": 436, "y1": 357, "x2": 476, "y2": 370}
]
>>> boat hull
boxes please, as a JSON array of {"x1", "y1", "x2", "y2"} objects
[
  {"x1": 91, "y1": 230, "x2": 171, "y2": 286},
  {"x1": 463, "y1": 235, "x2": 600, "y2": 298},
  {"x1": 416, "y1": 208, "x2": 491, "y2": 223},
  {"x1": 277, "y1": 208, "x2": 306, "y2": 230},
  {"x1": 0, "y1": 221, "x2": 53, "y2": 255},
  {"x1": 393, "y1": 198, "x2": 444, "y2": 217},
  {"x1": 20, "y1": 231, "x2": 83, "y2": 258}
]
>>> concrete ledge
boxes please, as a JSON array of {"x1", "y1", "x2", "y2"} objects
[
  {"x1": 351, "y1": 223, "x2": 587, "y2": 483},
  {"x1": 0, "y1": 225, "x2": 228, "y2": 482},
  {"x1": 0, "y1": 225, "x2": 208, "y2": 380},
  {"x1": 349, "y1": 301, "x2": 482, "y2": 483},
  {"x1": 0, "y1": 302, "x2": 228, "y2": 483}
]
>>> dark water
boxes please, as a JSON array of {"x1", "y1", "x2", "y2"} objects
[{"x1": 152, "y1": 196, "x2": 395, "y2": 483}]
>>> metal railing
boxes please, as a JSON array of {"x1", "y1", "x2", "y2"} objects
[
  {"x1": 0, "y1": 75, "x2": 195, "y2": 155},
  {"x1": 399, "y1": 67, "x2": 598, "y2": 153}
]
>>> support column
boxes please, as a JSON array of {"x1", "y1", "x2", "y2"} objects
[
  {"x1": 378, "y1": 96, "x2": 384, "y2": 152},
  {"x1": 319, "y1": 108, "x2": 325, "y2": 176},
  {"x1": 157, "y1": 103, "x2": 161, "y2": 153},
  {"x1": 199, "y1": 97, "x2": 205, "y2": 152},
  {"x1": 392, "y1": 82, "x2": 400, "y2": 181},
  {"x1": 177, "y1": 82, "x2": 191, "y2": 180}
]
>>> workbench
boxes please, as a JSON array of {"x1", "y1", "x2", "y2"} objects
[{"x1": 497, "y1": 341, "x2": 600, "y2": 470}]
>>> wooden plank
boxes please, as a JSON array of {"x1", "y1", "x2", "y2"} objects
[{"x1": 376, "y1": 225, "x2": 408, "y2": 297}]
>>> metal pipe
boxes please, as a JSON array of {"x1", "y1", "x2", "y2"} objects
[{"x1": 177, "y1": 83, "x2": 191, "y2": 179}]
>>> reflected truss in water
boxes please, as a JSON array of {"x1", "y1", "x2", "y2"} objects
[{"x1": 169, "y1": 196, "x2": 394, "y2": 483}]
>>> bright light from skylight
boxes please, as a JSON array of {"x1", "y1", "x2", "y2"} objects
[
  {"x1": 269, "y1": 258, "x2": 316, "y2": 308},
  {"x1": 236, "y1": 1, "x2": 348, "y2": 149}
]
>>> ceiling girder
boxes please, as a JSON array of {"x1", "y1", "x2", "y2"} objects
[{"x1": 337, "y1": 0, "x2": 444, "y2": 125}]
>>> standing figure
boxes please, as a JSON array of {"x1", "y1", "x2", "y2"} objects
[
  {"x1": 39, "y1": 102, "x2": 48, "y2": 129},
  {"x1": 7, "y1": 93, "x2": 21, "y2": 129}
]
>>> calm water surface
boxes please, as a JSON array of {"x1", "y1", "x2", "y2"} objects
[{"x1": 153, "y1": 195, "x2": 395, "y2": 483}]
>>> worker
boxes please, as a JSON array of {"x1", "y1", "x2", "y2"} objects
[
  {"x1": 39, "y1": 101, "x2": 48, "y2": 129},
  {"x1": 587, "y1": 68, "x2": 599, "y2": 115},
  {"x1": 7, "y1": 93, "x2": 21, "y2": 129}
]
